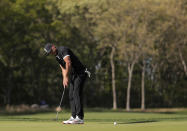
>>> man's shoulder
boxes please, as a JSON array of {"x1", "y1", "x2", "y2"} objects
[
  {"x1": 58, "y1": 46, "x2": 69, "y2": 51},
  {"x1": 57, "y1": 46, "x2": 72, "y2": 57}
]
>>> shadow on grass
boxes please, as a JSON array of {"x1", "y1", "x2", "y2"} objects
[
  {"x1": 0, "y1": 110, "x2": 54, "y2": 116},
  {"x1": 0, "y1": 118, "x2": 158, "y2": 124},
  {"x1": 0, "y1": 118, "x2": 52, "y2": 122},
  {"x1": 119, "y1": 120, "x2": 158, "y2": 124},
  {"x1": 0, "y1": 108, "x2": 70, "y2": 116},
  {"x1": 85, "y1": 108, "x2": 187, "y2": 116}
]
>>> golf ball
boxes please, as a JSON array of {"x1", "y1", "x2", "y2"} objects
[{"x1": 114, "y1": 122, "x2": 117, "y2": 125}]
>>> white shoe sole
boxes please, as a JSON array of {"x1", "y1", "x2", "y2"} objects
[
  {"x1": 71, "y1": 121, "x2": 84, "y2": 124},
  {"x1": 63, "y1": 121, "x2": 73, "y2": 124},
  {"x1": 62, "y1": 121, "x2": 84, "y2": 124}
]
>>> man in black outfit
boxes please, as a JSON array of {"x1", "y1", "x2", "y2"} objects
[{"x1": 44, "y1": 43, "x2": 90, "y2": 124}]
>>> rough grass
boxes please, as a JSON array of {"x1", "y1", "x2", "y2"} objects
[{"x1": 0, "y1": 108, "x2": 187, "y2": 131}]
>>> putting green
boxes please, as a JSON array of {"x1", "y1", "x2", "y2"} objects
[{"x1": 0, "y1": 109, "x2": 187, "y2": 131}]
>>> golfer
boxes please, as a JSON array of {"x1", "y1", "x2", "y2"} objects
[{"x1": 44, "y1": 43, "x2": 89, "y2": 124}]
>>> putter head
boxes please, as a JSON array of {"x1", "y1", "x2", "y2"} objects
[{"x1": 56, "y1": 107, "x2": 62, "y2": 112}]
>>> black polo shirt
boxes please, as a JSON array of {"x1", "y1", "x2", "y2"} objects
[{"x1": 55, "y1": 46, "x2": 86, "y2": 75}]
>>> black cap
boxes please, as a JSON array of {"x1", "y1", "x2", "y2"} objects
[{"x1": 44, "y1": 43, "x2": 52, "y2": 56}]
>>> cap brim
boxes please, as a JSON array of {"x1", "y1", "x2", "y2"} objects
[
  {"x1": 44, "y1": 48, "x2": 51, "y2": 56},
  {"x1": 44, "y1": 51, "x2": 50, "y2": 56}
]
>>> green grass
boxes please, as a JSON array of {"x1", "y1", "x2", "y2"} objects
[{"x1": 0, "y1": 109, "x2": 187, "y2": 131}]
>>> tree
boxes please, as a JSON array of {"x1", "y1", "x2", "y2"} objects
[
  {"x1": 117, "y1": 0, "x2": 158, "y2": 111},
  {"x1": 171, "y1": 1, "x2": 187, "y2": 76},
  {"x1": 117, "y1": 1, "x2": 144, "y2": 111},
  {"x1": 135, "y1": 2, "x2": 158, "y2": 111}
]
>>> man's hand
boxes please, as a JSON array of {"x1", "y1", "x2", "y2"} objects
[{"x1": 63, "y1": 76, "x2": 69, "y2": 87}]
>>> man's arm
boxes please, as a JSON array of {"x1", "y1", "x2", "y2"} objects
[
  {"x1": 60, "y1": 56, "x2": 71, "y2": 87},
  {"x1": 63, "y1": 56, "x2": 71, "y2": 78},
  {"x1": 59, "y1": 64, "x2": 66, "y2": 78}
]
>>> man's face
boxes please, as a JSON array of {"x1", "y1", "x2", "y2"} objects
[{"x1": 50, "y1": 45, "x2": 57, "y2": 56}]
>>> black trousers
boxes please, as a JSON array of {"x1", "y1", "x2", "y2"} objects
[{"x1": 69, "y1": 73, "x2": 87, "y2": 119}]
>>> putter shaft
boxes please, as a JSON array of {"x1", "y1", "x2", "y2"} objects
[{"x1": 56, "y1": 86, "x2": 66, "y2": 121}]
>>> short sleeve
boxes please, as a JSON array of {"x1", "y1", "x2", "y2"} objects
[{"x1": 62, "y1": 48, "x2": 70, "y2": 59}]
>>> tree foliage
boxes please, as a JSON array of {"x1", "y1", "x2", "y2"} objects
[{"x1": 0, "y1": 0, "x2": 186, "y2": 109}]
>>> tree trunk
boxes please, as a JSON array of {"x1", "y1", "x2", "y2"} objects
[
  {"x1": 126, "y1": 62, "x2": 135, "y2": 111},
  {"x1": 6, "y1": 72, "x2": 12, "y2": 105},
  {"x1": 141, "y1": 59, "x2": 146, "y2": 111},
  {"x1": 179, "y1": 48, "x2": 187, "y2": 76},
  {"x1": 110, "y1": 46, "x2": 117, "y2": 109}
]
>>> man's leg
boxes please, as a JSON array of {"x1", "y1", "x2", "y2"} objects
[
  {"x1": 69, "y1": 82, "x2": 76, "y2": 118},
  {"x1": 73, "y1": 74, "x2": 87, "y2": 120},
  {"x1": 63, "y1": 82, "x2": 76, "y2": 124}
]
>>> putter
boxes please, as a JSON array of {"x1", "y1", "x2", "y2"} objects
[{"x1": 55, "y1": 85, "x2": 66, "y2": 121}]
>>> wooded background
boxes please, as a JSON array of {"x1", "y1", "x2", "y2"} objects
[{"x1": 0, "y1": 0, "x2": 187, "y2": 111}]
